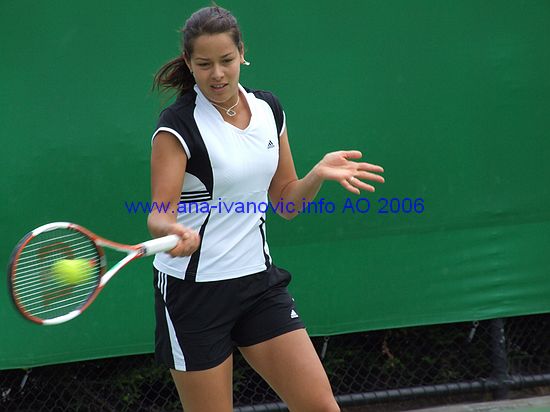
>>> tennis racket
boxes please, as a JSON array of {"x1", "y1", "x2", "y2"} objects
[{"x1": 7, "y1": 222, "x2": 179, "y2": 325}]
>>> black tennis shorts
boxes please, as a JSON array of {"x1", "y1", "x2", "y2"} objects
[{"x1": 153, "y1": 264, "x2": 305, "y2": 371}]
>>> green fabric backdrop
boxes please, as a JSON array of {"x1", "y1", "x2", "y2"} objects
[{"x1": 1, "y1": 0, "x2": 549, "y2": 369}]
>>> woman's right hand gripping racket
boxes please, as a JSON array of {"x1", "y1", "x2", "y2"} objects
[{"x1": 7, "y1": 222, "x2": 179, "y2": 325}]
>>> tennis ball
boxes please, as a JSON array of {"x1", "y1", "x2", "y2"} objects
[{"x1": 51, "y1": 259, "x2": 92, "y2": 285}]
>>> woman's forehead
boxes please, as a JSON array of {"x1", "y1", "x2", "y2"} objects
[{"x1": 191, "y1": 33, "x2": 239, "y2": 58}]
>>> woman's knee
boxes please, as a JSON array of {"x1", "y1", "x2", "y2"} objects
[{"x1": 288, "y1": 393, "x2": 340, "y2": 412}]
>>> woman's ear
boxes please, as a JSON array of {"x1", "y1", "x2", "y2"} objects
[
  {"x1": 239, "y1": 45, "x2": 250, "y2": 66},
  {"x1": 239, "y1": 42, "x2": 245, "y2": 63}
]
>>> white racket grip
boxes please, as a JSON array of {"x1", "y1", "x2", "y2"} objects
[{"x1": 141, "y1": 235, "x2": 180, "y2": 256}]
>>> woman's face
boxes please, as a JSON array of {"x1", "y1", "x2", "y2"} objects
[{"x1": 186, "y1": 33, "x2": 244, "y2": 104}]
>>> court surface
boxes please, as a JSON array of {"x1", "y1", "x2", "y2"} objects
[{"x1": 407, "y1": 395, "x2": 550, "y2": 412}]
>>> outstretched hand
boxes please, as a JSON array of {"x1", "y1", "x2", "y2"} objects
[{"x1": 314, "y1": 150, "x2": 385, "y2": 195}]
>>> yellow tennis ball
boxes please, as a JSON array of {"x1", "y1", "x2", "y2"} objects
[{"x1": 51, "y1": 259, "x2": 92, "y2": 285}]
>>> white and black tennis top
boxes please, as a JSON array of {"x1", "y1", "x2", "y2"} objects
[{"x1": 151, "y1": 84, "x2": 285, "y2": 282}]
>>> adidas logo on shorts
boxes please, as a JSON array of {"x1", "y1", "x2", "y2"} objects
[{"x1": 290, "y1": 309, "x2": 299, "y2": 319}]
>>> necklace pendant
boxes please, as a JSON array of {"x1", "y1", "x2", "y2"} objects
[{"x1": 226, "y1": 109, "x2": 237, "y2": 117}]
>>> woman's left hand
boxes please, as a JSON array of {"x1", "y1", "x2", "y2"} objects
[{"x1": 314, "y1": 150, "x2": 385, "y2": 195}]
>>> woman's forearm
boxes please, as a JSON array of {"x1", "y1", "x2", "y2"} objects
[
  {"x1": 147, "y1": 212, "x2": 177, "y2": 238},
  {"x1": 277, "y1": 164, "x2": 325, "y2": 219}
]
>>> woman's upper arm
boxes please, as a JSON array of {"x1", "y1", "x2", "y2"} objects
[
  {"x1": 268, "y1": 128, "x2": 298, "y2": 202},
  {"x1": 150, "y1": 131, "x2": 187, "y2": 212}
]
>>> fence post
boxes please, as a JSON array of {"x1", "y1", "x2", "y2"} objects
[{"x1": 490, "y1": 318, "x2": 510, "y2": 399}]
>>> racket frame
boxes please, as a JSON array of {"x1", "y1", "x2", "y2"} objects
[{"x1": 8, "y1": 222, "x2": 179, "y2": 325}]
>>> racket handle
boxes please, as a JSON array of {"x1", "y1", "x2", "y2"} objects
[{"x1": 141, "y1": 235, "x2": 180, "y2": 256}]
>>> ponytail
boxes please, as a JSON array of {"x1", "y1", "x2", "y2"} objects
[{"x1": 153, "y1": 55, "x2": 195, "y2": 96}]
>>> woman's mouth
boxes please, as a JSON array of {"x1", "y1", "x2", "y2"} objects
[{"x1": 211, "y1": 84, "x2": 228, "y2": 92}]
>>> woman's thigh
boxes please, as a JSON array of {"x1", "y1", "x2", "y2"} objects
[
  {"x1": 238, "y1": 329, "x2": 340, "y2": 412},
  {"x1": 170, "y1": 354, "x2": 233, "y2": 412}
]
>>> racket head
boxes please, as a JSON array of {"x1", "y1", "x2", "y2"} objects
[{"x1": 7, "y1": 222, "x2": 106, "y2": 325}]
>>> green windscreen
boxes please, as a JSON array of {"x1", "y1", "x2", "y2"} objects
[{"x1": 1, "y1": 0, "x2": 549, "y2": 369}]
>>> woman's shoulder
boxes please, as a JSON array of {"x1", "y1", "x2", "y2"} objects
[
  {"x1": 157, "y1": 89, "x2": 198, "y2": 121},
  {"x1": 243, "y1": 86, "x2": 285, "y2": 135},
  {"x1": 243, "y1": 86, "x2": 284, "y2": 115},
  {"x1": 169, "y1": 89, "x2": 198, "y2": 112},
  {"x1": 243, "y1": 86, "x2": 280, "y2": 103}
]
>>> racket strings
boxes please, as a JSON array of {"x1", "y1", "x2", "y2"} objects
[
  {"x1": 11, "y1": 228, "x2": 102, "y2": 321},
  {"x1": 15, "y1": 276, "x2": 99, "y2": 304},
  {"x1": 14, "y1": 247, "x2": 98, "y2": 281},
  {"x1": 17, "y1": 235, "x2": 94, "y2": 264}
]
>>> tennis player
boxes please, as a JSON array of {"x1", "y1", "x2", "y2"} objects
[{"x1": 148, "y1": 6, "x2": 384, "y2": 412}]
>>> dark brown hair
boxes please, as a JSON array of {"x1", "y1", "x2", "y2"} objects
[{"x1": 153, "y1": 6, "x2": 243, "y2": 96}]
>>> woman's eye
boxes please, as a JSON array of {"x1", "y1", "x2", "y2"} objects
[
  {"x1": 198, "y1": 63, "x2": 209, "y2": 67},
  {"x1": 223, "y1": 59, "x2": 233, "y2": 64}
]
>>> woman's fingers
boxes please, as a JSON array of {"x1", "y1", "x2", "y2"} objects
[
  {"x1": 167, "y1": 225, "x2": 200, "y2": 257},
  {"x1": 341, "y1": 177, "x2": 361, "y2": 195},
  {"x1": 354, "y1": 170, "x2": 385, "y2": 184},
  {"x1": 179, "y1": 230, "x2": 200, "y2": 255},
  {"x1": 341, "y1": 150, "x2": 363, "y2": 160},
  {"x1": 342, "y1": 175, "x2": 379, "y2": 194},
  {"x1": 356, "y1": 162, "x2": 384, "y2": 173}
]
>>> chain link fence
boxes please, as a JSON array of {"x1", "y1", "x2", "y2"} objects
[{"x1": 1, "y1": 314, "x2": 549, "y2": 411}]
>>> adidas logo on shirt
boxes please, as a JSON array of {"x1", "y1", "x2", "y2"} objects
[{"x1": 267, "y1": 140, "x2": 275, "y2": 149}]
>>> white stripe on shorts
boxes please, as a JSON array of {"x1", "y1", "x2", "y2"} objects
[{"x1": 159, "y1": 271, "x2": 187, "y2": 371}]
